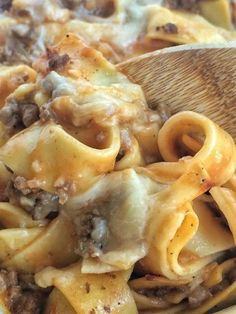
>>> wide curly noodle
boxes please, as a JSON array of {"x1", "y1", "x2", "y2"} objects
[{"x1": 0, "y1": 1, "x2": 236, "y2": 314}]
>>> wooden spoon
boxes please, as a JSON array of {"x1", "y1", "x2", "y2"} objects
[{"x1": 117, "y1": 43, "x2": 236, "y2": 140}]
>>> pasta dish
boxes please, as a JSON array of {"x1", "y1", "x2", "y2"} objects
[{"x1": 0, "y1": 1, "x2": 236, "y2": 313}]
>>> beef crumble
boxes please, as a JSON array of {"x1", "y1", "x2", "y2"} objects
[
  {"x1": 6, "y1": 176, "x2": 60, "y2": 220},
  {"x1": 39, "y1": 104, "x2": 55, "y2": 123},
  {"x1": 0, "y1": 99, "x2": 39, "y2": 135},
  {"x1": 164, "y1": 0, "x2": 200, "y2": 12},
  {"x1": 82, "y1": 0, "x2": 115, "y2": 18},
  {"x1": 62, "y1": 0, "x2": 115, "y2": 18},
  {"x1": 0, "y1": 23, "x2": 36, "y2": 65},
  {"x1": 0, "y1": 0, "x2": 12, "y2": 12},
  {"x1": 46, "y1": 48, "x2": 70, "y2": 71},
  {"x1": 156, "y1": 23, "x2": 178, "y2": 34},
  {"x1": 135, "y1": 283, "x2": 213, "y2": 310},
  {"x1": 0, "y1": 269, "x2": 48, "y2": 314},
  {"x1": 137, "y1": 284, "x2": 189, "y2": 299},
  {"x1": 74, "y1": 211, "x2": 108, "y2": 258}
]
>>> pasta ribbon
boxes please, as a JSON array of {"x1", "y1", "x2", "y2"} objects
[
  {"x1": 132, "y1": 258, "x2": 236, "y2": 313},
  {"x1": 44, "y1": 289, "x2": 76, "y2": 314},
  {"x1": 199, "y1": 0, "x2": 233, "y2": 30},
  {"x1": 36, "y1": 262, "x2": 138, "y2": 314},
  {"x1": 146, "y1": 5, "x2": 236, "y2": 44},
  {"x1": 2, "y1": 213, "x2": 78, "y2": 272},
  {"x1": 0, "y1": 122, "x2": 120, "y2": 195},
  {"x1": 140, "y1": 111, "x2": 236, "y2": 278},
  {"x1": 0, "y1": 65, "x2": 36, "y2": 106},
  {"x1": 210, "y1": 186, "x2": 236, "y2": 243}
]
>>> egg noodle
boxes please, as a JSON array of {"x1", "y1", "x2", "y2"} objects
[{"x1": 0, "y1": 1, "x2": 236, "y2": 313}]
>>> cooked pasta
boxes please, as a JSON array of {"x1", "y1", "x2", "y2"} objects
[{"x1": 0, "y1": 1, "x2": 235, "y2": 314}]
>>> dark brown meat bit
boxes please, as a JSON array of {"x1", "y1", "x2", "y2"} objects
[
  {"x1": 164, "y1": 0, "x2": 200, "y2": 12},
  {"x1": 39, "y1": 104, "x2": 55, "y2": 123},
  {"x1": 47, "y1": 48, "x2": 70, "y2": 71},
  {"x1": 0, "y1": 100, "x2": 18, "y2": 131},
  {"x1": 9, "y1": 290, "x2": 44, "y2": 314},
  {"x1": 0, "y1": 23, "x2": 36, "y2": 65},
  {"x1": 60, "y1": 0, "x2": 75, "y2": 10},
  {"x1": 21, "y1": 103, "x2": 40, "y2": 127},
  {"x1": 0, "y1": 269, "x2": 47, "y2": 314},
  {"x1": 66, "y1": 0, "x2": 115, "y2": 17},
  {"x1": 85, "y1": 0, "x2": 115, "y2": 17},
  {"x1": 13, "y1": 176, "x2": 31, "y2": 195},
  {"x1": 137, "y1": 285, "x2": 189, "y2": 298},
  {"x1": 0, "y1": 0, "x2": 12, "y2": 12},
  {"x1": 0, "y1": 270, "x2": 17, "y2": 292},
  {"x1": 32, "y1": 191, "x2": 60, "y2": 220},
  {"x1": 104, "y1": 306, "x2": 111, "y2": 313},
  {"x1": 0, "y1": 99, "x2": 39, "y2": 134},
  {"x1": 156, "y1": 23, "x2": 178, "y2": 34},
  {"x1": 6, "y1": 176, "x2": 60, "y2": 220},
  {"x1": 74, "y1": 211, "x2": 108, "y2": 258}
]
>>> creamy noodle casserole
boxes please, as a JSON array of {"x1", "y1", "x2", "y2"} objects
[{"x1": 0, "y1": 1, "x2": 236, "y2": 313}]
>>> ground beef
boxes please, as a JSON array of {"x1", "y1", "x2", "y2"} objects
[
  {"x1": 0, "y1": 99, "x2": 39, "y2": 134},
  {"x1": 164, "y1": 0, "x2": 200, "y2": 12},
  {"x1": 0, "y1": 269, "x2": 47, "y2": 314},
  {"x1": 21, "y1": 103, "x2": 40, "y2": 127},
  {"x1": 6, "y1": 176, "x2": 60, "y2": 220},
  {"x1": 133, "y1": 262, "x2": 236, "y2": 311},
  {"x1": 0, "y1": 0, "x2": 12, "y2": 12},
  {"x1": 39, "y1": 104, "x2": 55, "y2": 123},
  {"x1": 84, "y1": 0, "x2": 115, "y2": 17},
  {"x1": 137, "y1": 284, "x2": 189, "y2": 299},
  {"x1": 9, "y1": 290, "x2": 43, "y2": 314},
  {"x1": 62, "y1": 0, "x2": 115, "y2": 17},
  {"x1": 13, "y1": 176, "x2": 31, "y2": 195},
  {"x1": 74, "y1": 211, "x2": 108, "y2": 258},
  {"x1": 46, "y1": 48, "x2": 70, "y2": 71},
  {"x1": 0, "y1": 23, "x2": 36, "y2": 65},
  {"x1": 60, "y1": 0, "x2": 77, "y2": 10},
  {"x1": 156, "y1": 23, "x2": 178, "y2": 34}
]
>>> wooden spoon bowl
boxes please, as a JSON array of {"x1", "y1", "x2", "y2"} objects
[{"x1": 117, "y1": 42, "x2": 236, "y2": 141}]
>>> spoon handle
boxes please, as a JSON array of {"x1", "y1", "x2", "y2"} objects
[{"x1": 118, "y1": 43, "x2": 236, "y2": 140}]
